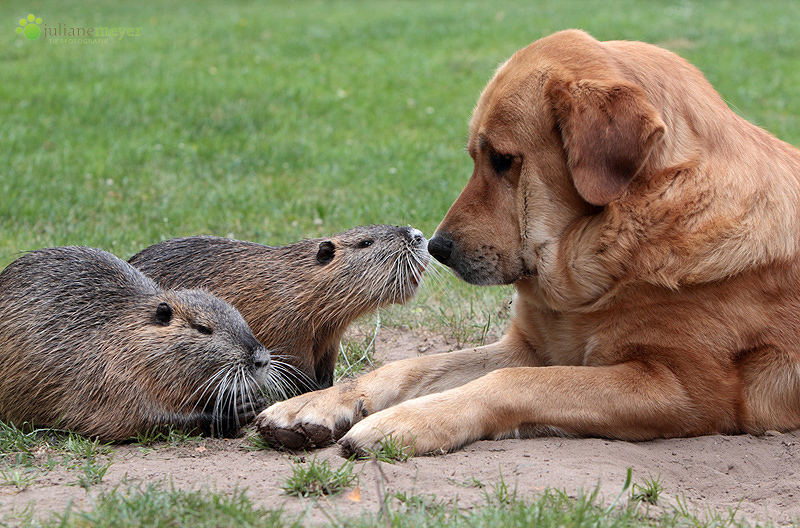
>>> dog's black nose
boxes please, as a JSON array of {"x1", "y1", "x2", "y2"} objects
[{"x1": 428, "y1": 235, "x2": 453, "y2": 265}]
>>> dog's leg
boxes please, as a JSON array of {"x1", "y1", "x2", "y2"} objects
[
  {"x1": 255, "y1": 337, "x2": 540, "y2": 449},
  {"x1": 339, "y1": 360, "x2": 739, "y2": 456}
]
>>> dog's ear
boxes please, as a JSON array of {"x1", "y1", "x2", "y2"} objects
[{"x1": 549, "y1": 80, "x2": 665, "y2": 206}]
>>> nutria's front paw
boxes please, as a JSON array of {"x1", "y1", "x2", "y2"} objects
[
  {"x1": 237, "y1": 398, "x2": 269, "y2": 425},
  {"x1": 255, "y1": 385, "x2": 366, "y2": 450}
]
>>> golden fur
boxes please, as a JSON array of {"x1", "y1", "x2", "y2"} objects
[{"x1": 256, "y1": 30, "x2": 800, "y2": 455}]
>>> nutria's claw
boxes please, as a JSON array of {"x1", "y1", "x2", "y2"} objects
[{"x1": 237, "y1": 399, "x2": 269, "y2": 425}]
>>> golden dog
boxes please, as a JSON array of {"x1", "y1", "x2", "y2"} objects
[{"x1": 256, "y1": 29, "x2": 800, "y2": 456}]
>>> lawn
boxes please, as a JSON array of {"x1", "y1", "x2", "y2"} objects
[
  {"x1": 3, "y1": 0, "x2": 800, "y2": 262},
  {"x1": 2, "y1": 0, "x2": 800, "y2": 525}
]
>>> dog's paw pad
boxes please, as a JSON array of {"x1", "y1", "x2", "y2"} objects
[
  {"x1": 256, "y1": 421, "x2": 305, "y2": 450},
  {"x1": 256, "y1": 421, "x2": 334, "y2": 450},
  {"x1": 273, "y1": 428, "x2": 308, "y2": 450},
  {"x1": 338, "y1": 437, "x2": 366, "y2": 458},
  {"x1": 302, "y1": 423, "x2": 333, "y2": 447}
]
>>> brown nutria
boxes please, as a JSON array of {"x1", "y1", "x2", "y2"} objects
[
  {"x1": 0, "y1": 246, "x2": 273, "y2": 441},
  {"x1": 129, "y1": 225, "x2": 430, "y2": 392}
]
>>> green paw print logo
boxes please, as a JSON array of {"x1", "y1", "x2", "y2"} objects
[{"x1": 16, "y1": 14, "x2": 42, "y2": 40}]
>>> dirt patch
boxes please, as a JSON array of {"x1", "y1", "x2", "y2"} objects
[{"x1": 1, "y1": 327, "x2": 798, "y2": 525}]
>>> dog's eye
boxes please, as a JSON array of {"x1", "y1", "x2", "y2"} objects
[{"x1": 491, "y1": 152, "x2": 514, "y2": 174}]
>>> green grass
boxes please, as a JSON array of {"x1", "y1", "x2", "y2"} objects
[
  {"x1": 130, "y1": 425, "x2": 205, "y2": 447},
  {"x1": 631, "y1": 473, "x2": 665, "y2": 506},
  {"x1": 334, "y1": 314, "x2": 381, "y2": 382},
  {"x1": 3, "y1": 0, "x2": 800, "y2": 525},
  {"x1": 16, "y1": 475, "x2": 778, "y2": 528},
  {"x1": 0, "y1": 422, "x2": 113, "y2": 490},
  {"x1": 5, "y1": 0, "x2": 800, "y2": 261},
  {"x1": 41, "y1": 482, "x2": 294, "y2": 528},
  {"x1": 58, "y1": 433, "x2": 114, "y2": 489},
  {"x1": 280, "y1": 456, "x2": 359, "y2": 498},
  {"x1": 359, "y1": 434, "x2": 415, "y2": 463}
]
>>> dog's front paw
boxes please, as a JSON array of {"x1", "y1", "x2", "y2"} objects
[
  {"x1": 338, "y1": 395, "x2": 473, "y2": 457},
  {"x1": 255, "y1": 384, "x2": 366, "y2": 450}
]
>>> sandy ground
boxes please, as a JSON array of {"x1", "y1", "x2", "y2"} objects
[{"x1": 1, "y1": 327, "x2": 798, "y2": 526}]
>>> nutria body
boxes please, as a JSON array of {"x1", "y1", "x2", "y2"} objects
[
  {"x1": 0, "y1": 246, "x2": 272, "y2": 441},
  {"x1": 130, "y1": 225, "x2": 430, "y2": 391}
]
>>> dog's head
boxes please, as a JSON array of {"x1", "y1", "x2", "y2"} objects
[{"x1": 428, "y1": 30, "x2": 666, "y2": 286}]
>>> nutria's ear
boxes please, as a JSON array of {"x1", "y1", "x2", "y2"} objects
[
  {"x1": 155, "y1": 302, "x2": 173, "y2": 325},
  {"x1": 316, "y1": 241, "x2": 335, "y2": 265},
  {"x1": 548, "y1": 79, "x2": 665, "y2": 206}
]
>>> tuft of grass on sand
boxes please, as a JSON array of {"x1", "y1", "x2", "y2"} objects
[
  {"x1": 359, "y1": 434, "x2": 415, "y2": 464},
  {"x1": 281, "y1": 456, "x2": 360, "y2": 498},
  {"x1": 631, "y1": 473, "x2": 665, "y2": 506}
]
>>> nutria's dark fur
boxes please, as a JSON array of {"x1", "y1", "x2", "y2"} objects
[
  {"x1": 0, "y1": 246, "x2": 272, "y2": 441},
  {"x1": 130, "y1": 225, "x2": 430, "y2": 392}
]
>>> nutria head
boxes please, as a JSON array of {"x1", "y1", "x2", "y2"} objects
[
  {"x1": 310, "y1": 224, "x2": 430, "y2": 309},
  {"x1": 136, "y1": 287, "x2": 273, "y2": 435}
]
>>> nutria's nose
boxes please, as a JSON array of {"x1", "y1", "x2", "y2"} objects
[
  {"x1": 401, "y1": 227, "x2": 426, "y2": 247},
  {"x1": 428, "y1": 234, "x2": 453, "y2": 265},
  {"x1": 410, "y1": 228, "x2": 425, "y2": 246},
  {"x1": 253, "y1": 347, "x2": 270, "y2": 370}
]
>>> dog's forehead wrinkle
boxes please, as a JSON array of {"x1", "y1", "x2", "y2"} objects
[
  {"x1": 474, "y1": 77, "x2": 558, "y2": 158},
  {"x1": 476, "y1": 109, "x2": 531, "y2": 157}
]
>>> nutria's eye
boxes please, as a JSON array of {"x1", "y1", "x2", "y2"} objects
[
  {"x1": 155, "y1": 302, "x2": 172, "y2": 326},
  {"x1": 490, "y1": 152, "x2": 515, "y2": 174},
  {"x1": 357, "y1": 239, "x2": 374, "y2": 249},
  {"x1": 194, "y1": 324, "x2": 213, "y2": 335}
]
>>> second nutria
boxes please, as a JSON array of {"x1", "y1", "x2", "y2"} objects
[
  {"x1": 129, "y1": 225, "x2": 430, "y2": 391},
  {"x1": 0, "y1": 246, "x2": 273, "y2": 441}
]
